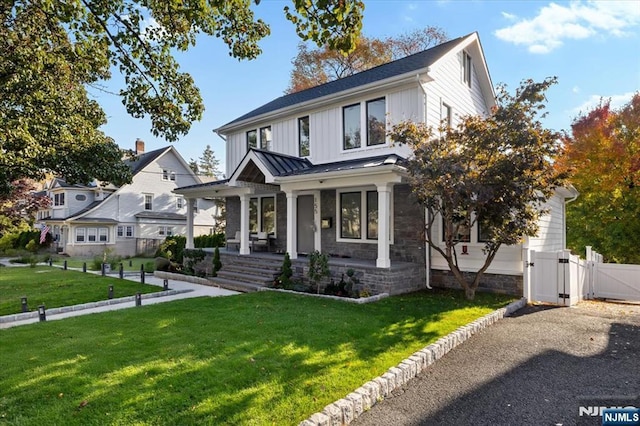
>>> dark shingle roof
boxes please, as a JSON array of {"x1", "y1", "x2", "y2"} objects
[
  {"x1": 134, "y1": 211, "x2": 187, "y2": 221},
  {"x1": 220, "y1": 34, "x2": 469, "y2": 129},
  {"x1": 124, "y1": 147, "x2": 170, "y2": 174}
]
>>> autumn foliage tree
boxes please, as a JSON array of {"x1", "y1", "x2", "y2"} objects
[
  {"x1": 390, "y1": 78, "x2": 565, "y2": 300},
  {"x1": 286, "y1": 26, "x2": 447, "y2": 93},
  {"x1": 1, "y1": 0, "x2": 364, "y2": 201},
  {"x1": 557, "y1": 94, "x2": 640, "y2": 263}
]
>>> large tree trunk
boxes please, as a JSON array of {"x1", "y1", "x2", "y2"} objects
[{"x1": 464, "y1": 286, "x2": 476, "y2": 300}]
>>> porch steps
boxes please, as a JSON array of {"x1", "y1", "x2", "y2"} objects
[{"x1": 211, "y1": 254, "x2": 283, "y2": 293}]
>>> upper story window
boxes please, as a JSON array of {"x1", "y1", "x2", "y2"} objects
[
  {"x1": 366, "y1": 98, "x2": 386, "y2": 146},
  {"x1": 343, "y1": 103, "x2": 361, "y2": 150},
  {"x1": 298, "y1": 116, "x2": 310, "y2": 157},
  {"x1": 343, "y1": 97, "x2": 387, "y2": 150},
  {"x1": 75, "y1": 194, "x2": 86, "y2": 201},
  {"x1": 193, "y1": 199, "x2": 198, "y2": 213},
  {"x1": 463, "y1": 51, "x2": 472, "y2": 88},
  {"x1": 247, "y1": 130, "x2": 257, "y2": 150},
  {"x1": 176, "y1": 196, "x2": 184, "y2": 209},
  {"x1": 260, "y1": 126, "x2": 272, "y2": 151},
  {"x1": 162, "y1": 170, "x2": 176, "y2": 181},
  {"x1": 144, "y1": 193, "x2": 153, "y2": 211},
  {"x1": 442, "y1": 103, "x2": 452, "y2": 128},
  {"x1": 53, "y1": 193, "x2": 65, "y2": 206}
]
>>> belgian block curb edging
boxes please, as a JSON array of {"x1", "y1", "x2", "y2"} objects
[{"x1": 298, "y1": 297, "x2": 528, "y2": 426}]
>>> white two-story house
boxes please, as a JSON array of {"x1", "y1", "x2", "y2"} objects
[
  {"x1": 176, "y1": 33, "x2": 577, "y2": 295},
  {"x1": 39, "y1": 140, "x2": 219, "y2": 257}
]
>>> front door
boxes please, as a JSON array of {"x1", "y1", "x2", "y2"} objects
[{"x1": 297, "y1": 195, "x2": 315, "y2": 254}]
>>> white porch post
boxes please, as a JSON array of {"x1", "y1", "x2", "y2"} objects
[
  {"x1": 286, "y1": 191, "x2": 298, "y2": 259},
  {"x1": 376, "y1": 183, "x2": 392, "y2": 268},
  {"x1": 239, "y1": 194, "x2": 251, "y2": 255},
  {"x1": 186, "y1": 198, "x2": 195, "y2": 249}
]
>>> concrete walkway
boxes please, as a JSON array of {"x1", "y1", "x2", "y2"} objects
[{"x1": 0, "y1": 260, "x2": 239, "y2": 329}]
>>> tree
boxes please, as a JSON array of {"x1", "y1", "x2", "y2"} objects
[
  {"x1": 198, "y1": 145, "x2": 221, "y2": 178},
  {"x1": 389, "y1": 78, "x2": 566, "y2": 300},
  {"x1": 556, "y1": 94, "x2": 640, "y2": 263},
  {"x1": 1, "y1": 0, "x2": 365, "y2": 199},
  {"x1": 286, "y1": 26, "x2": 447, "y2": 93},
  {"x1": 0, "y1": 179, "x2": 50, "y2": 236}
]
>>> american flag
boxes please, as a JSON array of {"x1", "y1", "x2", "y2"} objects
[{"x1": 39, "y1": 225, "x2": 50, "y2": 244}]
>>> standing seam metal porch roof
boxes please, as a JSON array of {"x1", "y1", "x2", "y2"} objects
[{"x1": 218, "y1": 34, "x2": 472, "y2": 129}]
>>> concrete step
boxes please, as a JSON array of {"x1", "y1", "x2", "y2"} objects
[
  {"x1": 215, "y1": 270, "x2": 275, "y2": 286},
  {"x1": 221, "y1": 264, "x2": 281, "y2": 276},
  {"x1": 209, "y1": 277, "x2": 264, "y2": 293}
]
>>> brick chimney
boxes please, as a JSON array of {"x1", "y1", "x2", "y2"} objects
[{"x1": 135, "y1": 138, "x2": 145, "y2": 154}]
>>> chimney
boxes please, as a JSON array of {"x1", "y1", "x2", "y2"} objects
[{"x1": 135, "y1": 138, "x2": 145, "y2": 154}]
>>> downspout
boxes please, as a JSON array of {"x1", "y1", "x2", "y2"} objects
[
  {"x1": 563, "y1": 191, "x2": 579, "y2": 250},
  {"x1": 417, "y1": 74, "x2": 432, "y2": 289}
]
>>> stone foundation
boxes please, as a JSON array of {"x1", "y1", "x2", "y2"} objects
[{"x1": 430, "y1": 269, "x2": 523, "y2": 296}]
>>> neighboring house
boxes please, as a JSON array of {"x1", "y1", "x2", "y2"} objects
[
  {"x1": 38, "y1": 140, "x2": 219, "y2": 257},
  {"x1": 175, "y1": 33, "x2": 578, "y2": 295}
]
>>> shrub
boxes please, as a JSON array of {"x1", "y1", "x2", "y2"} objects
[
  {"x1": 308, "y1": 250, "x2": 330, "y2": 294},
  {"x1": 183, "y1": 249, "x2": 206, "y2": 276},
  {"x1": 25, "y1": 239, "x2": 38, "y2": 253},
  {"x1": 212, "y1": 247, "x2": 222, "y2": 277},
  {"x1": 278, "y1": 252, "x2": 293, "y2": 289},
  {"x1": 144, "y1": 261, "x2": 155, "y2": 273},
  {"x1": 194, "y1": 233, "x2": 225, "y2": 248}
]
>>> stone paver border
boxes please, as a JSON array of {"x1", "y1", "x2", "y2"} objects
[
  {"x1": 299, "y1": 297, "x2": 528, "y2": 426},
  {"x1": 0, "y1": 289, "x2": 193, "y2": 324}
]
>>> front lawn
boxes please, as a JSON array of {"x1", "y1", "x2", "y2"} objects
[
  {"x1": 0, "y1": 290, "x2": 515, "y2": 425},
  {"x1": 0, "y1": 267, "x2": 161, "y2": 316},
  {"x1": 49, "y1": 256, "x2": 154, "y2": 272}
]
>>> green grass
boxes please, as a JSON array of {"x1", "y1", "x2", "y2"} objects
[
  {"x1": 49, "y1": 256, "x2": 154, "y2": 272},
  {"x1": 0, "y1": 267, "x2": 161, "y2": 316},
  {"x1": 0, "y1": 290, "x2": 515, "y2": 425}
]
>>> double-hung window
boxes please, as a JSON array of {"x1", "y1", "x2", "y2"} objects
[
  {"x1": 177, "y1": 196, "x2": 184, "y2": 209},
  {"x1": 298, "y1": 116, "x2": 310, "y2": 157},
  {"x1": 144, "y1": 194, "x2": 153, "y2": 211},
  {"x1": 54, "y1": 193, "x2": 65, "y2": 206},
  {"x1": 343, "y1": 97, "x2": 386, "y2": 150},
  {"x1": 76, "y1": 228, "x2": 85, "y2": 242},
  {"x1": 87, "y1": 228, "x2": 97, "y2": 242},
  {"x1": 442, "y1": 103, "x2": 452, "y2": 128},
  {"x1": 99, "y1": 228, "x2": 108, "y2": 242}
]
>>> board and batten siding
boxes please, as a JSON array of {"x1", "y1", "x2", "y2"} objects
[
  {"x1": 526, "y1": 192, "x2": 567, "y2": 252},
  {"x1": 224, "y1": 86, "x2": 423, "y2": 173}
]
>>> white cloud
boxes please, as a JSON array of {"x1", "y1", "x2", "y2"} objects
[
  {"x1": 570, "y1": 91, "x2": 636, "y2": 115},
  {"x1": 495, "y1": 1, "x2": 640, "y2": 53},
  {"x1": 572, "y1": 86, "x2": 581, "y2": 94},
  {"x1": 501, "y1": 12, "x2": 518, "y2": 21}
]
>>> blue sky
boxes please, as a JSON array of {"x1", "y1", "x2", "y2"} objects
[{"x1": 97, "y1": 0, "x2": 640, "y2": 174}]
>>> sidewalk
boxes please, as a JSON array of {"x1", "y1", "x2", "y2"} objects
[{"x1": 0, "y1": 262, "x2": 239, "y2": 329}]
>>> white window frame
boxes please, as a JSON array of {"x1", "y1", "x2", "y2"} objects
[
  {"x1": 87, "y1": 227, "x2": 97, "y2": 242},
  {"x1": 341, "y1": 96, "x2": 388, "y2": 152},
  {"x1": 162, "y1": 169, "x2": 169, "y2": 180},
  {"x1": 260, "y1": 126, "x2": 272, "y2": 151},
  {"x1": 144, "y1": 193, "x2": 153, "y2": 211},
  {"x1": 54, "y1": 193, "x2": 65, "y2": 207},
  {"x1": 170, "y1": 171, "x2": 176, "y2": 181},
  {"x1": 99, "y1": 228, "x2": 108, "y2": 242},
  {"x1": 298, "y1": 116, "x2": 310, "y2": 157},
  {"x1": 177, "y1": 196, "x2": 184, "y2": 209},
  {"x1": 75, "y1": 228, "x2": 85, "y2": 242},
  {"x1": 117, "y1": 226, "x2": 124, "y2": 237},
  {"x1": 125, "y1": 225, "x2": 133, "y2": 237},
  {"x1": 462, "y1": 51, "x2": 472, "y2": 88},
  {"x1": 335, "y1": 187, "x2": 394, "y2": 244},
  {"x1": 441, "y1": 102, "x2": 452, "y2": 128}
]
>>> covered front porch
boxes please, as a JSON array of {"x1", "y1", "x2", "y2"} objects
[{"x1": 176, "y1": 149, "x2": 418, "y2": 270}]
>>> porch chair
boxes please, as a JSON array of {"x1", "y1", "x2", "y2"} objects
[
  {"x1": 226, "y1": 231, "x2": 241, "y2": 251},
  {"x1": 252, "y1": 232, "x2": 269, "y2": 252}
]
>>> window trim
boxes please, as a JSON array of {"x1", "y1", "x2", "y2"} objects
[
  {"x1": 336, "y1": 187, "x2": 393, "y2": 244},
  {"x1": 259, "y1": 126, "x2": 272, "y2": 151},
  {"x1": 75, "y1": 228, "x2": 85, "y2": 243},
  {"x1": 442, "y1": 102, "x2": 452, "y2": 128},
  {"x1": 463, "y1": 51, "x2": 472, "y2": 88},
  {"x1": 366, "y1": 97, "x2": 386, "y2": 147},
  {"x1": 53, "y1": 193, "x2": 65, "y2": 207},
  {"x1": 249, "y1": 195, "x2": 277, "y2": 235},
  {"x1": 441, "y1": 216, "x2": 471, "y2": 243},
  {"x1": 144, "y1": 193, "x2": 153, "y2": 211},
  {"x1": 87, "y1": 227, "x2": 97, "y2": 242},
  {"x1": 298, "y1": 116, "x2": 310, "y2": 157},
  {"x1": 176, "y1": 196, "x2": 184, "y2": 209},
  {"x1": 162, "y1": 169, "x2": 169, "y2": 180},
  {"x1": 342, "y1": 97, "x2": 388, "y2": 152},
  {"x1": 246, "y1": 129, "x2": 258, "y2": 150}
]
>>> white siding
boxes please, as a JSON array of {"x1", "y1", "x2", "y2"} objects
[
  {"x1": 424, "y1": 50, "x2": 490, "y2": 129},
  {"x1": 527, "y1": 192, "x2": 566, "y2": 252}
]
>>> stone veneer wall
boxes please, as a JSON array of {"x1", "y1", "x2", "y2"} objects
[
  {"x1": 320, "y1": 184, "x2": 426, "y2": 264},
  {"x1": 430, "y1": 269, "x2": 523, "y2": 296},
  {"x1": 225, "y1": 196, "x2": 240, "y2": 240}
]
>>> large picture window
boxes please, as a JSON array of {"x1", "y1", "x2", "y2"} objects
[
  {"x1": 75, "y1": 227, "x2": 109, "y2": 243},
  {"x1": 298, "y1": 116, "x2": 310, "y2": 157},
  {"x1": 338, "y1": 188, "x2": 393, "y2": 243},
  {"x1": 366, "y1": 98, "x2": 386, "y2": 146},
  {"x1": 343, "y1": 103, "x2": 361, "y2": 150}
]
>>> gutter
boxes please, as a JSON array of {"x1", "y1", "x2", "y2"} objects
[{"x1": 273, "y1": 164, "x2": 407, "y2": 184}]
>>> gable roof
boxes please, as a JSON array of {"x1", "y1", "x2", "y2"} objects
[
  {"x1": 218, "y1": 33, "x2": 474, "y2": 132},
  {"x1": 124, "y1": 146, "x2": 171, "y2": 174}
]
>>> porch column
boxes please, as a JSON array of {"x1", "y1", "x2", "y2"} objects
[
  {"x1": 186, "y1": 198, "x2": 195, "y2": 249},
  {"x1": 376, "y1": 183, "x2": 392, "y2": 268},
  {"x1": 239, "y1": 194, "x2": 251, "y2": 255},
  {"x1": 286, "y1": 191, "x2": 298, "y2": 259}
]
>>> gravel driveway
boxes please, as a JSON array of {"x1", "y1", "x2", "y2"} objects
[{"x1": 353, "y1": 301, "x2": 640, "y2": 426}]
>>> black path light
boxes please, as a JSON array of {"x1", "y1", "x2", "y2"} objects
[
  {"x1": 135, "y1": 293, "x2": 142, "y2": 307},
  {"x1": 48, "y1": 258, "x2": 52, "y2": 266},
  {"x1": 82, "y1": 262, "x2": 87, "y2": 273},
  {"x1": 21, "y1": 296, "x2": 28, "y2": 313},
  {"x1": 119, "y1": 263, "x2": 124, "y2": 279},
  {"x1": 38, "y1": 305, "x2": 46, "y2": 322},
  {"x1": 101, "y1": 262, "x2": 106, "y2": 276},
  {"x1": 163, "y1": 279, "x2": 169, "y2": 291},
  {"x1": 140, "y1": 264, "x2": 145, "y2": 284},
  {"x1": 108, "y1": 285, "x2": 114, "y2": 299},
  {"x1": 63, "y1": 260, "x2": 67, "y2": 270}
]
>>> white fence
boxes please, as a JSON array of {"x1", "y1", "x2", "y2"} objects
[{"x1": 524, "y1": 246, "x2": 640, "y2": 306}]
